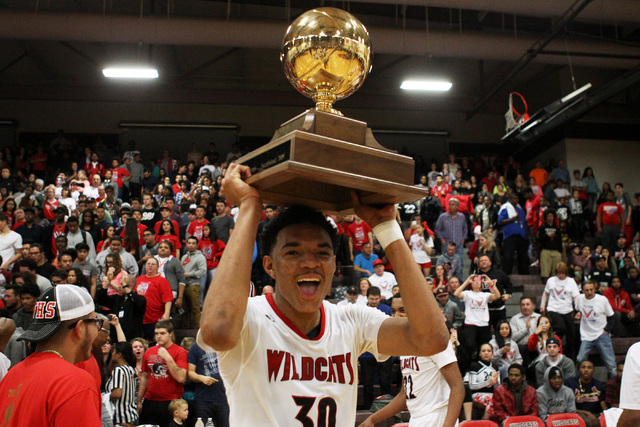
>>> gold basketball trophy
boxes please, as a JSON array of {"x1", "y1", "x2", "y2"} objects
[{"x1": 237, "y1": 7, "x2": 428, "y2": 214}]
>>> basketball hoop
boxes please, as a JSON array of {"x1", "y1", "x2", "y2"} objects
[{"x1": 505, "y1": 92, "x2": 530, "y2": 133}]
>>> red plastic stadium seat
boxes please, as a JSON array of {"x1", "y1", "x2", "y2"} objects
[
  {"x1": 459, "y1": 421, "x2": 499, "y2": 427},
  {"x1": 546, "y1": 413, "x2": 587, "y2": 427},
  {"x1": 503, "y1": 415, "x2": 545, "y2": 427},
  {"x1": 390, "y1": 424, "x2": 409, "y2": 427}
]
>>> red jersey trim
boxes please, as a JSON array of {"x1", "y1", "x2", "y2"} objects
[{"x1": 265, "y1": 293, "x2": 326, "y2": 341}]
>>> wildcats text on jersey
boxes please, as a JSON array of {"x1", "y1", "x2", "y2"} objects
[
  {"x1": 401, "y1": 356, "x2": 421, "y2": 372},
  {"x1": 267, "y1": 350, "x2": 355, "y2": 385}
]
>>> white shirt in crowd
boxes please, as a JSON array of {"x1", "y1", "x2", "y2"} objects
[
  {"x1": 0, "y1": 231, "x2": 22, "y2": 270},
  {"x1": 575, "y1": 293, "x2": 614, "y2": 341},
  {"x1": 461, "y1": 290, "x2": 492, "y2": 327},
  {"x1": 409, "y1": 234, "x2": 433, "y2": 265},
  {"x1": 368, "y1": 272, "x2": 398, "y2": 300},
  {"x1": 544, "y1": 276, "x2": 580, "y2": 314}
]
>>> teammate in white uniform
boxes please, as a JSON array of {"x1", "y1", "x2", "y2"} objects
[
  {"x1": 360, "y1": 294, "x2": 464, "y2": 427},
  {"x1": 197, "y1": 163, "x2": 450, "y2": 426},
  {"x1": 618, "y1": 342, "x2": 640, "y2": 426}
]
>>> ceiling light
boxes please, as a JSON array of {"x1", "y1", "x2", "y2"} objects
[
  {"x1": 400, "y1": 80, "x2": 452, "y2": 91},
  {"x1": 102, "y1": 67, "x2": 159, "y2": 79}
]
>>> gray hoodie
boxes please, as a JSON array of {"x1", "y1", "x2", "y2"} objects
[
  {"x1": 536, "y1": 366, "x2": 576, "y2": 421},
  {"x1": 181, "y1": 250, "x2": 207, "y2": 286},
  {"x1": 535, "y1": 353, "x2": 576, "y2": 387}
]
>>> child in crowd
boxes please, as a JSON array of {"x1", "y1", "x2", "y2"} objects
[{"x1": 168, "y1": 398, "x2": 189, "y2": 427}]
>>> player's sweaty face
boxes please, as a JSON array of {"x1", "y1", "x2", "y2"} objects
[{"x1": 265, "y1": 223, "x2": 335, "y2": 315}]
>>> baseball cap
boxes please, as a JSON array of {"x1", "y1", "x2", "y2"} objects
[
  {"x1": 373, "y1": 259, "x2": 384, "y2": 266},
  {"x1": 159, "y1": 206, "x2": 171, "y2": 212},
  {"x1": 546, "y1": 337, "x2": 561, "y2": 347},
  {"x1": 548, "y1": 366, "x2": 563, "y2": 379},
  {"x1": 346, "y1": 286, "x2": 358, "y2": 294},
  {"x1": 120, "y1": 202, "x2": 131, "y2": 210},
  {"x1": 618, "y1": 233, "x2": 626, "y2": 239},
  {"x1": 18, "y1": 285, "x2": 95, "y2": 343},
  {"x1": 596, "y1": 254, "x2": 606, "y2": 261},
  {"x1": 436, "y1": 287, "x2": 448, "y2": 297}
]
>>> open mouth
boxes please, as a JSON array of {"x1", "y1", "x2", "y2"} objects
[{"x1": 297, "y1": 277, "x2": 321, "y2": 297}]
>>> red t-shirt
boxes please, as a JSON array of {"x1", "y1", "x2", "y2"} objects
[
  {"x1": 75, "y1": 353, "x2": 103, "y2": 392},
  {"x1": 136, "y1": 274, "x2": 174, "y2": 324},
  {"x1": 525, "y1": 195, "x2": 541, "y2": 227},
  {"x1": 187, "y1": 219, "x2": 210, "y2": 240},
  {"x1": 598, "y1": 202, "x2": 623, "y2": 225},
  {"x1": 154, "y1": 219, "x2": 180, "y2": 237},
  {"x1": 0, "y1": 352, "x2": 101, "y2": 426},
  {"x1": 346, "y1": 221, "x2": 372, "y2": 252},
  {"x1": 444, "y1": 193, "x2": 472, "y2": 214},
  {"x1": 431, "y1": 184, "x2": 451, "y2": 206},
  {"x1": 30, "y1": 152, "x2": 48, "y2": 171},
  {"x1": 142, "y1": 343, "x2": 188, "y2": 401},
  {"x1": 157, "y1": 234, "x2": 182, "y2": 256},
  {"x1": 51, "y1": 222, "x2": 66, "y2": 256},
  {"x1": 198, "y1": 239, "x2": 226, "y2": 270},
  {"x1": 44, "y1": 199, "x2": 58, "y2": 221},
  {"x1": 110, "y1": 167, "x2": 130, "y2": 188}
]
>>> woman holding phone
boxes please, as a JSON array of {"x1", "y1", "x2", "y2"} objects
[{"x1": 454, "y1": 274, "x2": 501, "y2": 361}]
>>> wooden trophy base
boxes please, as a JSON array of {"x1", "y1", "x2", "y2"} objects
[{"x1": 236, "y1": 109, "x2": 428, "y2": 215}]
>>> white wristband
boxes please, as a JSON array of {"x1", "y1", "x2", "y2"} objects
[{"x1": 373, "y1": 220, "x2": 403, "y2": 249}]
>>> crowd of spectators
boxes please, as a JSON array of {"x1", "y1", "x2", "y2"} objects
[{"x1": 0, "y1": 135, "x2": 638, "y2": 426}]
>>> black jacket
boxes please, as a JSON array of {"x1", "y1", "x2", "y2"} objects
[{"x1": 96, "y1": 286, "x2": 146, "y2": 341}]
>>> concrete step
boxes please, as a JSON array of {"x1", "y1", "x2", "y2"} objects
[{"x1": 510, "y1": 274, "x2": 544, "y2": 286}]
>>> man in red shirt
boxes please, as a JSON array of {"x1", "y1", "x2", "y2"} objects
[
  {"x1": 431, "y1": 174, "x2": 451, "y2": 207},
  {"x1": 109, "y1": 157, "x2": 131, "y2": 200},
  {"x1": 0, "y1": 285, "x2": 102, "y2": 426},
  {"x1": 136, "y1": 257, "x2": 174, "y2": 340},
  {"x1": 604, "y1": 276, "x2": 638, "y2": 337},
  {"x1": 187, "y1": 205, "x2": 210, "y2": 241},
  {"x1": 597, "y1": 190, "x2": 625, "y2": 252},
  {"x1": 84, "y1": 152, "x2": 106, "y2": 178},
  {"x1": 346, "y1": 215, "x2": 372, "y2": 261},
  {"x1": 138, "y1": 319, "x2": 188, "y2": 427}
]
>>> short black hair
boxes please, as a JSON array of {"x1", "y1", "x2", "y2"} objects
[
  {"x1": 367, "y1": 287, "x2": 381, "y2": 297},
  {"x1": 66, "y1": 216, "x2": 79, "y2": 224},
  {"x1": 187, "y1": 236, "x2": 199, "y2": 244},
  {"x1": 260, "y1": 205, "x2": 337, "y2": 256},
  {"x1": 19, "y1": 257, "x2": 37, "y2": 271},
  {"x1": 19, "y1": 283, "x2": 40, "y2": 299},
  {"x1": 75, "y1": 242, "x2": 90, "y2": 252}
]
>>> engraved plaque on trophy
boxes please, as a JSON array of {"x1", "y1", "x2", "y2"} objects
[{"x1": 237, "y1": 7, "x2": 428, "y2": 214}]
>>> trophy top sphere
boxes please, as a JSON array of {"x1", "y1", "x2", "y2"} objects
[{"x1": 281, "y1": 7, "x2": 372, "y2": 115}]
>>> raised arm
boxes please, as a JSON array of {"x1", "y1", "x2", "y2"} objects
[
  {"x1": 199, "y1": 163, "x2": 263, "y2": 351},
  {"x1": 353, "y1": 193, "x2": 448, "y2": 357}
]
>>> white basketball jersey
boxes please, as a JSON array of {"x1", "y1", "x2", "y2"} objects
[
  {"x1": 217, "y1": 295, "x2": 389, "y2": 426},
  {"x1": 401, "y1": 341, "x2": 457, "y2": 422}
]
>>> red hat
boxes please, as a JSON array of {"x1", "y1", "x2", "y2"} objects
[{"x1": 372, "y1": 259, "x2": 383, "y2": 266}]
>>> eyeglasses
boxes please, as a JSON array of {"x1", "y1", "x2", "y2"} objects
[
  {"x1": 51, "y1": 279, "x2": 64, "y2": 285},
  {"x1": 29, "y1": 251, "x2": 40, "y2": 256},
  {"x1": 68, "y1": 317, "x2": 104, "y2": 330}
]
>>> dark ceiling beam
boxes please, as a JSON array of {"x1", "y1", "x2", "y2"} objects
[
  {"x1": 174, "y1": 47, "x2": 240, "y2": 82},
  {"x1": 0, "y1": 51, "x2": 27, "y2": 76},
  {"x1": 58, "y1": 41, "x2": 99, "y2": 66}
]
